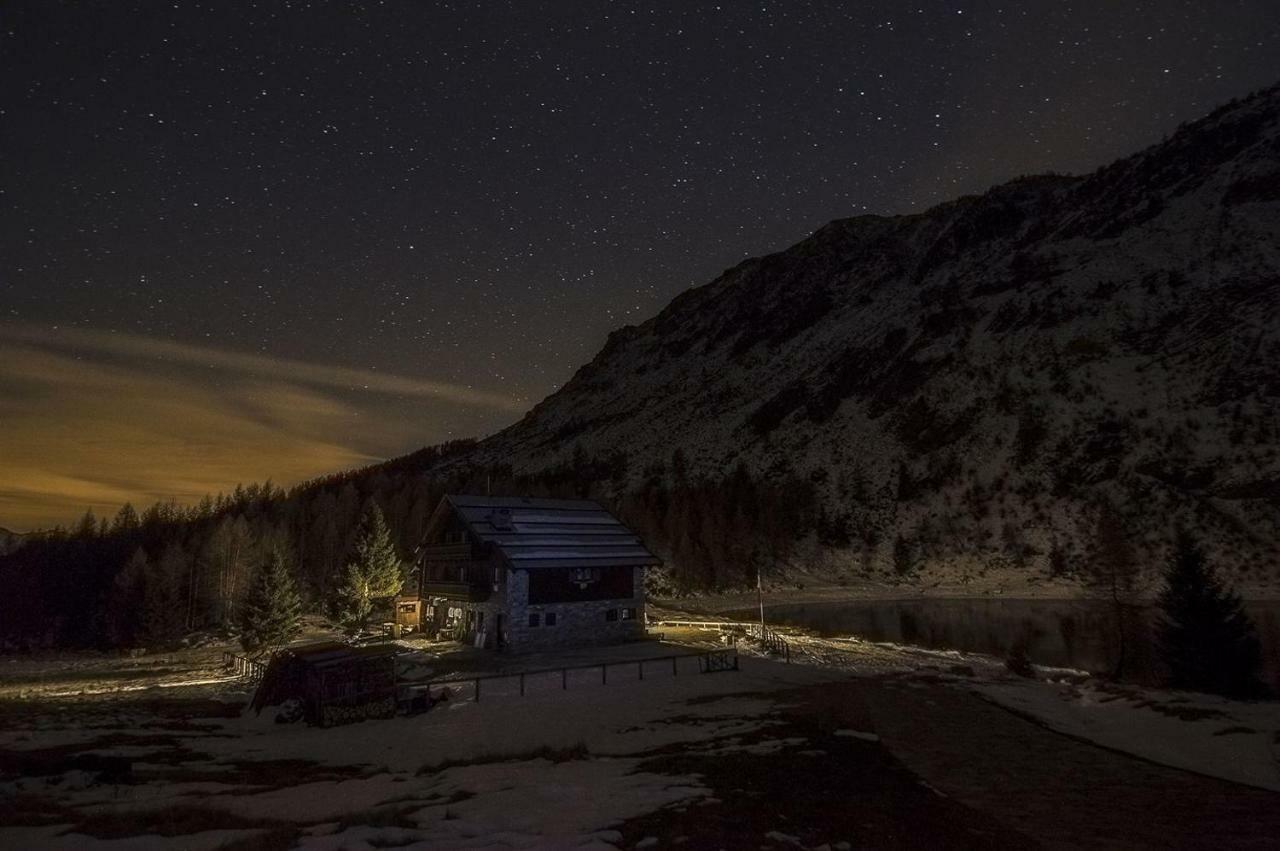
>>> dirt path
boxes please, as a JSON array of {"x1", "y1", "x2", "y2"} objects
[{"x1": 858, "y1": 678, "x2": 1280, "y2": 850}]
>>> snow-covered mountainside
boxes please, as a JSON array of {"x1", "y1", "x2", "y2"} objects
[{"x1": 470, "y1": 85, "x2": 1280, "y2": 588}]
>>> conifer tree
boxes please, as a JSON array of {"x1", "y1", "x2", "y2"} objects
[
  {"x1": 74, "y1": 509, "x2": 98, "y2": 539},
  {"x1": 1083, "y1": 503, "x2": 1143, "y2": 679},
  {"x1": 141, "y1": 542, "x2": 189, "y2": 646},
  {"x1": 1156, "y1": 530, "x2": 1264, "y2": 697},
  {"x1": 335, "y1": 505, "x2": 405, "y2": 632},
  {"x1": 239, "y1": 549, "x2": 303, "y2": 653},
  {"x1": 106, "y1": 548, "x2": 149, "y2": 646}
]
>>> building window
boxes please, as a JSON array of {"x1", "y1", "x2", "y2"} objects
[
  {"x1": 528, "y1": 613, "x2": 540, "y2": 627},
  {"x1": 621, "y1": 608, "x2": 636, "y2": 620},
  {"x1": 545, "y1": 612, "x2": 557, "y2": 626},
  {"x1": 398, "y1": 603, "x2": 417, "y2": 614},
  {"x1": 605, "y1": 609, "x2": 618, "y2": 622}
]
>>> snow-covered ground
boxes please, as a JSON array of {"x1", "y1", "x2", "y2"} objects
[
  {"x1": 2, "y1": 627, "x2": 1277, "y2": 849},
  {"x1": 0, "y1": 638, "x2": 839, "y2": 850}
]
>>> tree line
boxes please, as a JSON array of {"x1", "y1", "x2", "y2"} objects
[
  {"x1": 0, "y1": 443, "x2": 818, "y2": 652},
  {"x1": 0, "y1": 439, "x2": 1265, "y2": 697}
]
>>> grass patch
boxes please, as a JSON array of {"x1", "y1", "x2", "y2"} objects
[
  {"x1": 0, "y1": 666, "x2": 190, "y2": 687},
  {"x1": 1134, "y1": 701, "x2": 1228, "y2": 721},
  {"x1": 0, "y1": 792, "x2": 79, "y2": 828},
  {"x1": 333, "y1": 802, "x2": 423, "y2": 832},
  {"x1": 417, "y1": 742, "x2": 589, "y2": 775},
  {"x1": 131, "y1": 757, "x2": 369, "y2": 789},
  {"x1": 214, "y1": 827, "x2": 298, "y2": 851},
  {"x1": 615, "y1": 682, "x2": 1033, "y2": 850},
  {"x1": 72, "y1": 804, "x2": 284, "y2": 838}
]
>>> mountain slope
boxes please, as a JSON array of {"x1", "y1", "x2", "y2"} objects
[{"x1": 463, "y1": 84, "x2": 1280, "y2": 588}]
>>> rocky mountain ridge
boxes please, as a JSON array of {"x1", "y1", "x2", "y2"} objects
[{"x1": 455, "y1": 84, "x2": 1280, "y2": 591}]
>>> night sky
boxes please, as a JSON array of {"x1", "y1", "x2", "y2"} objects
[{"x1": 3, "y1": 1, "x2": 1279, "y2": 529}]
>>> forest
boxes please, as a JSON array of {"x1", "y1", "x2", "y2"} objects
[{"x1": 0, "y1": 441, "x2": 816, "y2": 650}]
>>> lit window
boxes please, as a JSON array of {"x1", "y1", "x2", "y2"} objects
[{"x1": 621, "y1": 608, "x2": 636, "y2": 620}]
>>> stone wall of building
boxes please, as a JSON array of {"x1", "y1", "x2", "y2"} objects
[{"x1": 503, "y1": 566, "x2": 645, "y2": 651}]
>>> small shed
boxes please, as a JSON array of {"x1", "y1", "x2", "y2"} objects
[
  {"x1": 250, "y1": 642, "x2": 399, "y2": 727},
  {"x1": 393, "y1": 595, "x2": 423, "y2": 633}
]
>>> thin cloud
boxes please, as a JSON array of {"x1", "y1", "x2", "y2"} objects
[
  {"x1": 0, "y1": 323, "x2": 527, "y2": 413},
  {"x1": 0, "y1": 325, "x2": 520, "y2": 529}
]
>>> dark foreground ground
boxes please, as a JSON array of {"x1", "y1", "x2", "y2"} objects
[
  {"x1": 617, "y1": 679, "x2": 1279, "y2": 850},
  {"x1": 0, "y1": 651, "x2": 1277, "y2": 850}
]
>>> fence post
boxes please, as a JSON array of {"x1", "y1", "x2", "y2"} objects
[
  {"x1": 638, "y1": 660, "x2": 644, "y2": 681},
  {"x1": 475, "y1": 677, "x2": 481, "y2": 702}
]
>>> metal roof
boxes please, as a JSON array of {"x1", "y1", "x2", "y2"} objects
[
  {"x1": 283, "y1": 641, "x2": 399, "y2": 668},
  {"x1": 443, "y1": 495, "x2": 660, "y2": 571}
]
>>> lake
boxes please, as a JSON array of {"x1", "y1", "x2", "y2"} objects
[{"x1": 728, "y1": 597, "x2": 1280, "y2": 688}]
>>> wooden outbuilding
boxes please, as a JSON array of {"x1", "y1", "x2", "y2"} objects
[{"x1": 250, "y1": 642, "x2": 399, "y2": 727}]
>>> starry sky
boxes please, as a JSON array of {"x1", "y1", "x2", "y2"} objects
[{"x1": 3, "y1": 1, "x2": 1279, "y2": 529}]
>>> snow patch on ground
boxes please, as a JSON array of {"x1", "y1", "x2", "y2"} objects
[{"x1": 973, "y1": 678, "x2": 1280, "y2": 792}]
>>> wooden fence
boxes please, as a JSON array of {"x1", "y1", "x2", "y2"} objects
[
  {"x1": 409, "y1": 648, "x2": 739, "y2": 703},
  {"x1": 222, "y1": 651, "x2": 267, "y2": 682},
  {"x1": 648, "y1": 618, "x2": 791, "y2": 663}
]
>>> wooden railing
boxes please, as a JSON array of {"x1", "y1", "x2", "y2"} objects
[
  {"x1": 420, "y1": 579, "x2": 492, "y2": 602},
  {"x1": 222, "y1": 651, "x2": 267, "y2": 682},
  {"x1": 409, "y1": 648, "x2": 738, "y2": 703},
  {"x1": 648, "y1": 618, "x2": 791, "y2": 663},
  {"x1": 743, "y1": 622, "x2": 791, "y2": 662}
]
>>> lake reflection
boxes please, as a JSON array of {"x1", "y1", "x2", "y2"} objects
[{"x1": 729, "y1": 598, "x2": 1280, "y2": 687}]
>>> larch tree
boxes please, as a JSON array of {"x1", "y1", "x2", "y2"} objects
[
  {"x1": 239, "y1": 549, "x2": 303, "y2": 654},
  {"x1": 141, "y1": 542, "x2": 189, "y2": 646},
  {"x1": 110, "y1": 503, "x2": 141, "y2": 534},
  {"x1": 336, "y1": 505, "x2": 405, "y2": 633},
  {"x1": 105, "y1": 547, "x2": 149, "y2": 647},
  {"x1": 1156, "y1": 529, "x2": 1264, "y2": 697},
  {"x1": 1083, "y1": 502, "x2": 1144, "y2": 680}
]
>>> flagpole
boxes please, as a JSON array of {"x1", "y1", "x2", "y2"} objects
[{"x1": 757, "y1": 564, "x2": 765, "y2": 634}]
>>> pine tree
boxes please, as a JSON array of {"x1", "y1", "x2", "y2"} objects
[
  {"x1": 239, "y1": 550, "x2": 303, "y2": 653},
  {"x1": 335, "y1": 505, "x2": 405, "y2": 632},
  {"x1": 1156, "y1": 530, "x2": 1264, "y2": 697}
]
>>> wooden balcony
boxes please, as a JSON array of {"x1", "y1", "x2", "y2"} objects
[
  {"x1": 419, "y1": 542, "x2": 473, "y2": 561},
  {"x1": 421, "y1": 580, "x2": 491, "y2": 602}
]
